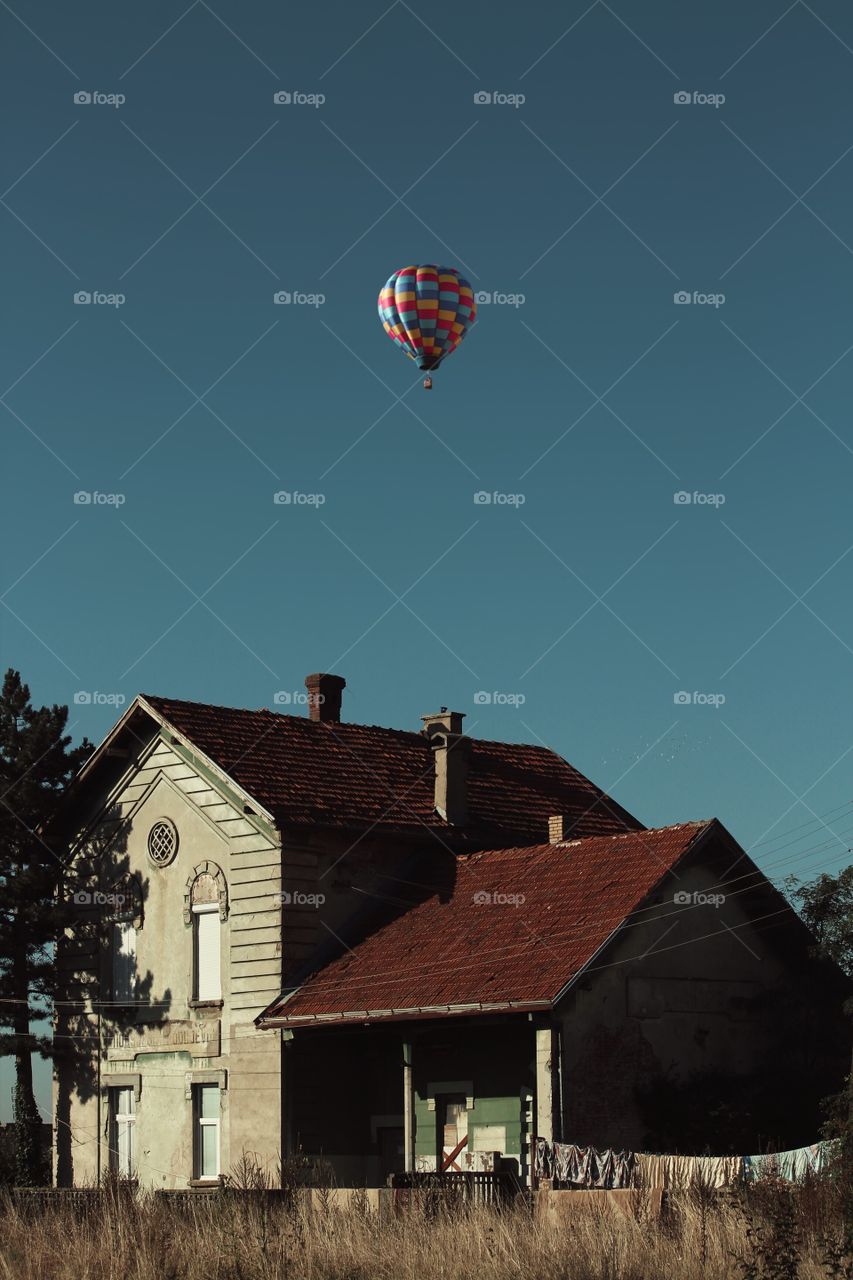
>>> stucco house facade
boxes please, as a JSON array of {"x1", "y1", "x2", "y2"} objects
[{"x1": 52, "y1": 674, "x2": 847, "y2": 1189}]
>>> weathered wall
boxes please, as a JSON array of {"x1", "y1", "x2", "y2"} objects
[
  {"x1": 275, "y1": 830, "x2": 455, "y2": 985},
  {"x1": 556, "y1": 848, "x2": 836, "y2": 1151},
  {"x1": 54, "y1": 729, "x2": 283, "y2": 1188}
]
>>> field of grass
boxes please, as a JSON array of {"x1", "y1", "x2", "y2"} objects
[{"x1": 0, "y1": 1178, "x2": 850, "y2": 1280}]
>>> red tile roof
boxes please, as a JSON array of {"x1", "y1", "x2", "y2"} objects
[
  {"x1": 258, "y1": 821, "x2": 713, "y2": 1027},
  {"x1": 140, "y1": 695, "x2": 641, "y2": 844}
]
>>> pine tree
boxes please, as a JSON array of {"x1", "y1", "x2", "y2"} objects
[{"x1": 0, "y1": 670, "x2": 92, "y2": 1185}]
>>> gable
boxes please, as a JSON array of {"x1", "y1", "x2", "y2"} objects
[{"x1": 68, "y1": 732, "x2": 284, "y2": 1021}]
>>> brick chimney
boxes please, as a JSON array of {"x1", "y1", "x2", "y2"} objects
[
  {"x1": 304, "y1": 673, "x2": 346, "y2": 723},
  {"x1": 548, "y1": 814, "x2": 569, "y2": 844},
  {"x1": 420, "y1": 708, "x2": 470, "y2": 826}
]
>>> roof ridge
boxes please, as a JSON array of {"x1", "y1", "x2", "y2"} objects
[
  {"x1": 131, "y1": 693, "x2": 643, "y2": 839},
  {"x1": 459, "y1": 819, "x2": 713, "y2": 863},
  {"x1": 141, "y1": 693, "x2": 564, "y2": 755},
  {"x1": 559, "y1": 817, "x2": 712, "y2": 845}
]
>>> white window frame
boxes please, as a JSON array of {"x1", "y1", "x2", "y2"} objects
[
  {"x1": 193, "y1": 1084, "x2": 220, "y2": 1181},
  {"x1": 192, "y1": 902, "x2": 221, "y2": 1002},
  {"x1": 112, "y1": 920, "x2": 136, "y2": 1002},
  {"x1": 109, "y1": 1086, "x2": 136, "y2": 1180}
]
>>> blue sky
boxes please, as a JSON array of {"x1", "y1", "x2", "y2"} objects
[{"x1": 3, "y1": 1, "x2": 853, "y2": 1117}]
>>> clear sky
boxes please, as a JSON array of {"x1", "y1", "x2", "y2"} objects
[{"x1": 3, "y1": 0, "x2": 853, "y2": 1119}]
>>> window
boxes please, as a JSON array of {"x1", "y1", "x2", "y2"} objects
[
  {"x1": 112, "y1": 920, "x2": 136, "y2": 1002},
  {"x1": 148, "y1": 818, "x2": 178, "y2": 866},
  {"x1": 193, "y1": 904, "x2": 221, "y2": 1001},
  {"x1": 109, "y1": 1087, "x2": 136, "y2": 1179},
  {"x1": 193, "y1": 1084, "x2": 220, "y2": 1180}
]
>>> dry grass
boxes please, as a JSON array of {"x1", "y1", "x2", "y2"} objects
[{"x1": 0, "y1": 1180, "x2": 849, "y2": 1280}]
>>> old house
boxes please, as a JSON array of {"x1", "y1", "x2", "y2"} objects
[{"x1": 53, "y1": 675, "x2": 846, "y2": 1189}]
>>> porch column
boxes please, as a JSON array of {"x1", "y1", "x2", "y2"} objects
[
  {"x1": 534, "y1": 1025, "x2": 558, "y2": 1144},
  {"x1": 403, "y1": 1040, "x2": 414, "y2": 1171}
]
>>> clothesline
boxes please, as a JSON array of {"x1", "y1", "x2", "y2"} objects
[{"x1": 534, "y1": 1138, "x2": 837, "y2": 1190}]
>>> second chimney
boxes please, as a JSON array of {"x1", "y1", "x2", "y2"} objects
[
  {"x1": 304, "y1": 673, "x2": 346, "y2": 723},
  {"x1": 548, "y1": 814, "x2": 570, "y2": 844},
  {"x1": 421, "y1": 708, "x2": 470, "y2": 826}
]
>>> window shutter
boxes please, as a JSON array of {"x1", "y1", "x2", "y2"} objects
[
  {"x1": 113, "y1": 922, "x2": 136, "y2": 1001},
  {"x1": 195, "y1": 908, "x2": 221, "y2": 1001}
]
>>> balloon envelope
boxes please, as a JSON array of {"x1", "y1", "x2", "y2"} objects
[{"x1": 378, "y1": 265, "x2": 477, "y2": 372}]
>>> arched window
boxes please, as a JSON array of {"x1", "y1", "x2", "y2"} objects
[{"x1": 190, "y1": 869, "x2": 224, "y2": 1002}]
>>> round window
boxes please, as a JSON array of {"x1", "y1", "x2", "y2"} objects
[{"x1": 147, "y1": 819, "x2": 178, "y2": 867}]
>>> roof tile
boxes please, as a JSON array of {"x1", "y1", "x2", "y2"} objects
[
  {"x1": 260, "y1": 820, "x2": 712, "y2": 1026},
  {"x1": 141, "y1": 695, "x2": 641, "y2": 843}
]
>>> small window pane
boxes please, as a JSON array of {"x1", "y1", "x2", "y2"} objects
[
  {"x1": 117, "y1": 1120, "x2": 133, "y2": 1176},
  {"x1": 200, "y1": 1122, "x2": 218, "y2": 1176},
  {"x1": 110, "y1": 1087, "x2": 135, "y2": 1179},
  {"x1": 199, "y1": 1084, "x2": 218, "y2": 1118},
  {"x1": 115, "y1": 1086, "x2": 134, "y2": 1117}
]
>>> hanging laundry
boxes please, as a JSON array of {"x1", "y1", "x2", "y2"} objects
[
  {"x1": 599, "y1": 1148, "x2": 636, "y2": 1189},
  {"x1": 551, "y1": 1142, "x2": 635, "y2": 1189},
  {"x1": 634, "y1": 1153, "x2": 742, "y2": 1190},
  {"x1": 744, "y1": 1141, "x2": 835, "y2": 1183},
  {"x1": 534, "y1": 1135, "x2": 553, "y2": 1179}
]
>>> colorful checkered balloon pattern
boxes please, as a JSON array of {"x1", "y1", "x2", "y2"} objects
[{"x1": 378, "y1": 265, "x2": 477, "y2": 372}]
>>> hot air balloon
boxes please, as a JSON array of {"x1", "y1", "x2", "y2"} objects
[{"x1": 378, "y1": 265, "x2": 477, "y2": 389}]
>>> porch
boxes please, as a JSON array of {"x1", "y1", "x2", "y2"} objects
[{"x1": 284, "y1": 1016, "x2": 552, "y2": 1188}]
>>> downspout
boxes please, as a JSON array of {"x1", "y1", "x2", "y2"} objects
[
  {"x1": 403, "y1": 1041, "x2": 414, "y2": 1172},
  {"x1": 282, "y1": 1030, "x2": 293, "y2": 1167},
  {"x1": 97, "y1": 1003, "x2": 101, "y2": 1184},
  {"x1": 555, "y1": 1022, "x2": 564, "y2": 1144}
]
